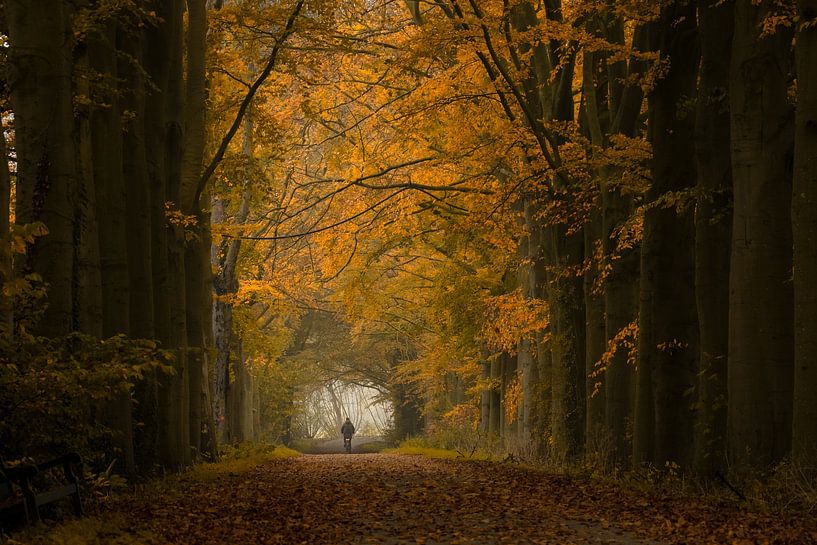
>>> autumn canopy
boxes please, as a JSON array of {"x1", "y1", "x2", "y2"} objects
[{"x1": 1, "y1": 0, "x2": 816, "y2": 485}]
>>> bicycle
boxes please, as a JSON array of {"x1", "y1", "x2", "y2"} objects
[{"x1": 343, "y1": 436, "x2": 352, "y2": 454}]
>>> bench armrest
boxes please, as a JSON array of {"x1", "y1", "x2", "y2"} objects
[
  {"x1": 1, "y1": 464, "x2": 38, "y2": 483},
  {"x1": 36, "y1": 453, "x2": 81, "y2": 473},
  {"x1": 36, "y1": 453, "x2": 82, "y2": 486}
]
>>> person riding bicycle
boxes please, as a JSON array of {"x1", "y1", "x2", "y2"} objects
[{"x1": 341, "y1": 417, "x2": 355, "y2": 453}]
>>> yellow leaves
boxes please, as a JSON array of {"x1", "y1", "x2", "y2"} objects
[
  {"x1": 1, "y1": 274, "x2": 45, "y2": 298},
  {"x1": 591, "y1": 320, "x2": 638, "y2": 396},
  {"x1": 657, "y1": 338, "x2": 690, "y2": 355},
  {"x1": 9, "y1": 222, "x2": 49, "y2": 254},
  {"x1": 482, "y1": 289, "x2": 549, "y2": 354},
  {"x1": 504, "y1": 371, "x2": 523, "y2": 424},
  {"x1": 164, "y1": 202, "x2": 199, "y2": 240},
  {"x1": 760, "y1": 0, "x2": 797, "y2": 37}
]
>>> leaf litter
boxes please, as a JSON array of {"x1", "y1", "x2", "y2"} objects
[{"x1": 96, "y1": 454, "x2": 817, "y2": 544}]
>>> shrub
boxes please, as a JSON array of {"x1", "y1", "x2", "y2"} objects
[{"x1": 0, "y1": 332, "x2": 173, "y2": 470}]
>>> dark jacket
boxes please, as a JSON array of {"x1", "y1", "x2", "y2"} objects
[{"x1": 341, "y1": 421, "x2": 355, "y2": 438}]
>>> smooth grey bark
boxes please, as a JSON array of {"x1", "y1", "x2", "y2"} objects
[
  {"x1": 88, "y1": 22, "x2": 135, "y2": 475},
  {"x1": 693, "y1": 0, "x2": 733, "y2": 475},
  {"x1": 0, "y1": 117, "x2": 11, "y2": 333},
  {"x1": 73, "y1": 48, "x2": 103, "y2": 338},
  {"x1": 584, "y1": 211, "x2": 606, "y2": 445},
  {"x1": 516, "y1": 198, "x2": 539, "y2": 443},
  {"x1": 118, "y1": 26, "x2": 159, "y2": 471},
  {"x1": 488, "y1": 357, "x2": 501, "y2": 435},
  {"x1": 144, "y1": 0, "x2": 184, "y2": 469},
  {"x1": 6, "y1": 0, "x2": 76, "y2": 336},
  {"x1": 603, "y1": 24, "x2": 646, "y2": 466},
  {"x1": 728, "y1": 0, "x2": 794, "y2": 467},
  {"x1": 181, "y1": 0, "x2": 209, "y2": 460},
  {"x1": 479, "y1": 359, "x2": 491, "y2": 434},
  {"x1": 792, "y1": 0, "x2": 817, "y2": 462},
  {"x1": 211, "y1": 160, "x2": 252, "y2": 442},
  {"x1": 635, "y1": 2, "x2": 700, "y2": 468},
  {"x1": 546, "y1": 230, "x2": 586, "y2": 462},
  {"x1": 165, "y1": 0, "x2": 190, "y2": 466}
]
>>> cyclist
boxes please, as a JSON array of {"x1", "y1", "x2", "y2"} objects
[{"x1": 340, "y1": 417, "x2": 355, "y2": 453}]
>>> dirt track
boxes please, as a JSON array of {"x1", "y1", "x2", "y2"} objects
[{"x1": 129, "y1": 454, "x2": 665, "y2": 544}]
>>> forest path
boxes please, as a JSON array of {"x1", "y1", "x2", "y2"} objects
[
  {"x1": 122, "y1": 453, "x2": 817, "y2": 544},
  {"x1": 301, "y1": 436, "x2": 385, "y2": 454},
  {"x1": 131, "y1": 453, "x2": 671, "y2": 544}
]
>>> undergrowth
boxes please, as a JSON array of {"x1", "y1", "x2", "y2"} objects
[
  {"x1": 186, "y1": 443, "x2": 299, "y2": 482},
  {"x1": 2, "y1": 443, "x2": 298, "y2": 545},
  {"x1": 390, "y1": 432, "x2": 817, "y2": 516}
]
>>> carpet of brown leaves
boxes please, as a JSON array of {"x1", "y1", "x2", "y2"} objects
[{"x1": 114, "y1": 454, "x2": 817, "y2": 544}]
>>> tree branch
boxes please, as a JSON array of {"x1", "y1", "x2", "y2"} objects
[{"x1": 194, "y1": 0, "x2": 305, "y2": 206}]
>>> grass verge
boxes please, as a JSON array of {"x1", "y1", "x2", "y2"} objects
[
  {"x1": 3, "y1": 444, "x2": 299, "y2": 545},
  {"x1": 383, "y1": 444, "x2": 492, "y2": 461}
]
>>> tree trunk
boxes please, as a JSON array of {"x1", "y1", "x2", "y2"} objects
[
  {"x1": 517, "y1": 198, "x2": 539, "y2": 444},
  {"x1": 181, "y1": 0, "x2": 210, "y2": 461},
  {"x1": 479, "y1": 359, "x2": 491, "y2": 434},
  {"x1": 693, "y1": 0, "x2": 733, "y2": 476},
  {"x1": 584, "y1": 211, "x2": 606, "y2": 447},
  {"x1": 6, "y1": 0, "x2": 76, "y2": 336},
  {"x1": 636, "y1": 3, "x2": 700, "y2": 468},
  {"x1": 1, "y1": 117, "x2": 12, "y2": 333},
  {"x1": 546, "y1": 229, "x2": 586, "y2": 462},
  {"x1": 792, "y1": 0, "x2": 817, "y2": 463},
  {"x1": 728, "y1": 0, "x2": 794, "y2": 468},
  {"x1": 166, "y1": 41, "x2": 190, "y2": 467},
  {"x1": 88, "y1": 22, "x2": 135, "y2": 475},
  {"x1": 118, "y1": 25, "x2": 158, "y2": 470},
  {"x1": 488, "y1": 357, "x2": 501, "y2": 435},
  {"x1": 144, "y1": 0, "x2": 184, "y2": 469}
]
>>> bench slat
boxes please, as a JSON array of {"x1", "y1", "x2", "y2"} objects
[{"x1": 35, "y1": 484, "x2": 79, "y2": 507}]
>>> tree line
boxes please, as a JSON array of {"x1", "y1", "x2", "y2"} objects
[
  {"x1": 2, "y1": 0, "x2": 817, "y2": 480},
  {"x1": 300, "y1": 0, "x2": 817, "y2": 475},
  {"x1": 388, "y1": 0, "x2": 817, "y2": 474}
]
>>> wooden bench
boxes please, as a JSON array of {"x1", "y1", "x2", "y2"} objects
[{"x1": 0, "y1": 453, "x2": 83, "y2": 528}]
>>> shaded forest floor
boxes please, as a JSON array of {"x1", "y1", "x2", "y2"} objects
[{"x1": 9, "y1": 452, "x2": 817, "y2": 544}]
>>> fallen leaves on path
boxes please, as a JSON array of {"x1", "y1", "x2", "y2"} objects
[{"x1": 108, "y1": 454, "x2": 815, "y2": 544}]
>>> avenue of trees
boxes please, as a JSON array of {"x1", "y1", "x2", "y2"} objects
[{"x1": 2, "y1": 0, "x2": 817, "y2": 480}]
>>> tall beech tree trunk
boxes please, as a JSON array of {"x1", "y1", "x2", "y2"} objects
[
  {"x1": 728, "y1": 0, "x2": 794, "y2": 467},
  {"x1": 603, "y1": 25, "x2": 646, "y2": 466},
  {"x1": 488, "y1": 357, "x2": 501, "y2": 435},
  {"x1": 584, "y1": 212, "x2": 606, "y2": 444},
  {"x1": 693, "y1": 0, "x2": 733, "y2": 475},
  {"x1": 73, "y1": 47, "x2": 103, "y2": 338},
  {"x1": 181, "y1": 0, "x2": 209, "y2": 460},
  {"x1": 546, "y1": 230, "x2": 586, "y2": 461},
  {"x1": 7, "y1": 0, "x2": 76, "y2": 336},
  {"x1": 88, "y1": 23, "x2": 135, "y2": 475},
  {"x1": 791, "y1": 0, "x2": 817, "y2": 462},
  {"x1": 0, "y1": 117, "x2": 12, "y2": 333},
  {"x1": 479, "y1": 359, "x2": 491, "y2": 434},
  {"x1": 144, "y1": 0, "x2": 180, "y2": 469},
  {"x1": 635, "y1": 3, "x2": 700, "y2": 468},
  {"x1": 165, "y1": 0, "x2": 190, "y2": 466},
  {"x1": 581, "y1": 19, "x2": 645, "y2": 465},
  {"x1": 119, "y1": 27, "x2": 158, "y2": 470},
  {"x1": 517, "y1": 198, "x2": 540, "y2": 443}
]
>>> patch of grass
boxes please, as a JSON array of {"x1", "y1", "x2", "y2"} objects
[
  {"x1": 356, "y1": 440, "x2": 390, "y2": 453},
  {"x1": 5, "y1": 515, "x2": 159, "y2": 545},
  {"x1": 288, "y1": 438, "x2": 320, "y2": 453},
  {"x1": 186, "y1": 444, "x2": 299, "y2": 482},
  {"x1": 384, "y1": 444, "x2": 493, "y2": 461},
  {"x1": 383, "y1": 445, "x2": 460, "y2": 459}
]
